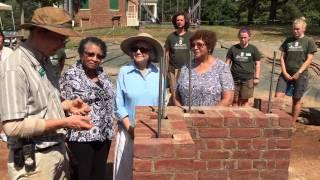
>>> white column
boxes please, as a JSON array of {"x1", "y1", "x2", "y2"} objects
[{"x1": 153, "y1": 3, "x2": 157, "y2": 18}]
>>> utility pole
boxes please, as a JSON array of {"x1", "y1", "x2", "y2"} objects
[
  {"x1": 177, "y1": 0, "x2": 179, "y2": 12},
  {"x1": 161, "y1": 0, "x2": 164, "y2": 22}
]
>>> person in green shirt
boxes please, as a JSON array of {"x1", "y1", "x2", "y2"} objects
[
  {"x1": 226, "y1": 27, "x2": 261, "y2": 106},
  {"x1": 165, "y1": 12, "x2": 193, "y2": 105},
  {"x1": 275, "y1": 17, "x2": 317, "y2": 123}
]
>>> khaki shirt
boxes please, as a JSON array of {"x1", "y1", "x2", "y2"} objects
[{"x1": 0, "y1": 43, "x2": 66, "y2": 149}]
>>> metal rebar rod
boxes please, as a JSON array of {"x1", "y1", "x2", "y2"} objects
[
  {"x1": 188, "y1": 50, "x2": 192, "y2": 113},
  {"x1": 157, "y1": 56, "x2": 164, "y2": 138},
  {"x1": 267, "y1": 51, "x2": 277, "y2": 113},
  {"x1": 161, "y1": 54, "x2": 168, "y2": 119}
]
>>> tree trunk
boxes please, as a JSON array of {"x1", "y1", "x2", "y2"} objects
[
  {"x1": 268, "y1": 0, "x2": 289, "y2": 24},
  {"x1": 247, "y1": 0, "x2": 257, "y2": 24},
  {"x1": 268, "y1": 0, "x2": 277, "y2": 23}
]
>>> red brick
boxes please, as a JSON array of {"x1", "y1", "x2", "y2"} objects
[
  {"x1": 238, "y1": 140, "x2": 252, "y2": 149},
  {"x1": 170, "y1": 121, "x2": 188, "y2": 131},
  {"x1": 198, "y1": 170, "x2": 228, "y2": 180},
  {"x1": 206, "y1": 139, "x2": 222, "y2": 149},
  {"x1": 237, "y1": 160, "x2": 252, "y2": 169},
  {"x1": 193, "y1": 160, "x2": 206, "y2": 170},
  {"x1": 192, "y1": 116, "x2": 209, "y2": 127},
  {"x1": 276, "y1": 139, "x2": 291, "y2": 149},
  {"x1": 134, "y1": 139, "x2": 175, "y2": 158},
  {"x1": 279, "y1": 118, "x2": 293, "y2": 127},
  {"x1": 175, "y1": 172, "x2": 196, "y2": 180},
  {"x1": 199, "y1": 128, "x2": 228, "y2": 138},
  {"x1": 224, "y1": 117, "x2": 238, "y2": 127},
  {"x1": 263, "y1": 129, "x2": 274, "y2": 137},
  {"x1": 223, "y1": 160, "x2": 236, "y2": 170},
  {"x1": 262, "y1": 150, "x2": 290, "y2": 159},
  {"x1": 223, "y1": 139, "x2": 236, "y2": 149},
  {"x1": 232, "y1": 150, "x2": 260, "y2": 159},
  {"x1": 268, "y1": 139, "x2": 277, "y2": 149},
  {"x1": 252, "y1": 139, "x2": 267, "y2": 150},
  {"x1": 205, "y1": 111, "x2": 224, "y2": 127},
  {"x1": 255, "y1": 116, "x2": 271, "y2": 127},
  {"x1": 207, "y1": 117, "x2": 223, "y2": 128},
  {"x1": 273, "y1": 129, "x2": 293, "y2": 138},
  {"x1": 259, "y1": 170, "x2": 288, "y2": 180},
  {"x1": 238, "y1": 117, "x2": 255, "y2": 127},
  {"x1": 267, "y1": 160, "x2": 276, "y2": 169},
  {"x1": 194, "y1": 139, "x2": 206, "y2": 150},
  {"x1": 135, "y1": 127, "x2": 156, "y2": 136},
  {"x1": 200, "y1": 150, "x2": 230, "y2": 159},
  {"x1": 154, "y1": 159, "x2": 194, "y2": 171},
  {"x1": 133, "y1": 159, "x2": 152, "y2": 172},
  {"x1": 208, "y1": 160, "x2": 222, "y2": 169},
  {"x1": 229, "y1": 170, "x2": 259, "y2": 179},
  {"x1": 269, "y1": 114, "x2": 280, "y2": 127},
  {"x1": 174, "y1": 144, "x2": 196, "y2": 158},
  {"x1": 230, "y1": 128, "x2": 261, "y2": 138},
  {"x1": 275, "y1": 160, "x2": 290, "y2": 169},
  {"x1": 133, "y1": 173, "x2": 173, "y2": 180},
  {"x1": 253, "y1": 160, "x2": 266, "y2": 169}
]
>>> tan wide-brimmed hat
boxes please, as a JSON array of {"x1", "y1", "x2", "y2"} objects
[
  {"x1": 120, "y1": 33, "x2": 164, "y2": 62},
  {"x1": 19, "y1": 6, "x2": 81, "y2": 37}
]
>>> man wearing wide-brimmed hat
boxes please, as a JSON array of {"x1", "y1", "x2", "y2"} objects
[{"x1": 0, "y1": 7, "x2": 93, "y2": 179}]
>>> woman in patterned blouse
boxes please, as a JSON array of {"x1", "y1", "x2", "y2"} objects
[
  {"x1": 59, "y1": 37, "x2": 115, "y2": 180},
  {"x1": 174, "y1": 30, "x2": 234, "y2": 106}
]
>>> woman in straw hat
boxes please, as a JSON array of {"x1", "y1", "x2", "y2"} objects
[{"x1": 113, "y1": 33, "x2": 163, "y2": 180}]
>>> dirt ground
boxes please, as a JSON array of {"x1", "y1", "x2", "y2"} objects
[{"x1": 0, "y1": 41, "x2": 319, "y2": 179}]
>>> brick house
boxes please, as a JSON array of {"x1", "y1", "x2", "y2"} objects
[{"x1": 71, "y1": 0, "x2": 139, "y2": 28}]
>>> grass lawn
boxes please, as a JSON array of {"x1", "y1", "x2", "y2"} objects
[{"x1": 66, "y1": 24, "x2": 320, "y2": 49}]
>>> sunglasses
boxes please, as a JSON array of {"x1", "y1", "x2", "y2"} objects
[
  {"x1": 191, "y1": 42, "x2": 206, "y2": 49},
  {"x1": 84, "y1": 51, "x2": 104, "y2": 59},
  {"x1": 131, "y1": 46, "x2": 150, "y2": 53}
]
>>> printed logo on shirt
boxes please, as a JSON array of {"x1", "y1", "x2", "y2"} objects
[
  {"x1": 288, "y1": 41, "x2": 303, "y2": 52},
  {"x1": 174, "y1": 37, "x2": 188, "y2": 50},
  {"x1": 235, "y1": 51, "x2": 249, "y2": 62},
  {"x1": 38, "y1": 67, "x2": 46, "y2": 77}
]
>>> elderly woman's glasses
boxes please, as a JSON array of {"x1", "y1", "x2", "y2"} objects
[
  {"x1": 131, "y1": 46, "x2": 150, "y2": 53},
  {"x1": 191, "y1": 42, "x2": 206, "y2": 49},
  {"x1": 84, "y1": 51, "x2": 104, "y2": 59}
]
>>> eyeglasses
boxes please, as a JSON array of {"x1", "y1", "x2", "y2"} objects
[
  {"x1": 131, "y1": 46, "x2": 150, "y2": 53},
  {"x1": 191, "y1": 42, "x2": 206, "y2": 49},
  {"x1": 84, "y1": 51, "x2": 104, "y2": 59}
]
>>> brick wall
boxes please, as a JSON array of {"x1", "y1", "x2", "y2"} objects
[
  {"x1": 133, "y1": 106, "x2": 293, "y2": 180},
  {"x1": 74, "y1": 0, "x2": 128, "y2": 28}
]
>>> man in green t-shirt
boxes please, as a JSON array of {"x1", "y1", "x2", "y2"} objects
[
  {"x1": 275, "y1": 17, "x2": 317, "y2": 123},
  {"x1": 164, "y1": 12, "x2": 192, "y2": 105},
  {"x1": 226, "y1": 27, "x2": 261, "y2": 106}
]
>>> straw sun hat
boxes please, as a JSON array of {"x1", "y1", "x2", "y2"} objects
[
  {"x1": 19, "y1": 6, "x2": 81, "y2": 37},
  {"x1": 120, "y1": 33, "x2": 164, "y2": 62}
]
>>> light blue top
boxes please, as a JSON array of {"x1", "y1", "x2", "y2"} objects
[{"x1": 116, "y1": 61, "x2": 159, "y2": 128}]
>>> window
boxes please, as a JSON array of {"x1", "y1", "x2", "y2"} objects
[
  {"x1": 80, "y1": 0, "x2": 89, "y2": 9},
  {"x1": 110, "y1": 0, "x2": 119, "y2": 10}
]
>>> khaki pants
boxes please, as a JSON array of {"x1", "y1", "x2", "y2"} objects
[
  {"x1": 8, "y1": 143, "x2": 69, "y2": 180},
  {"x1": 167, "y1": 66, "x2": 181, "y2": 105}
]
